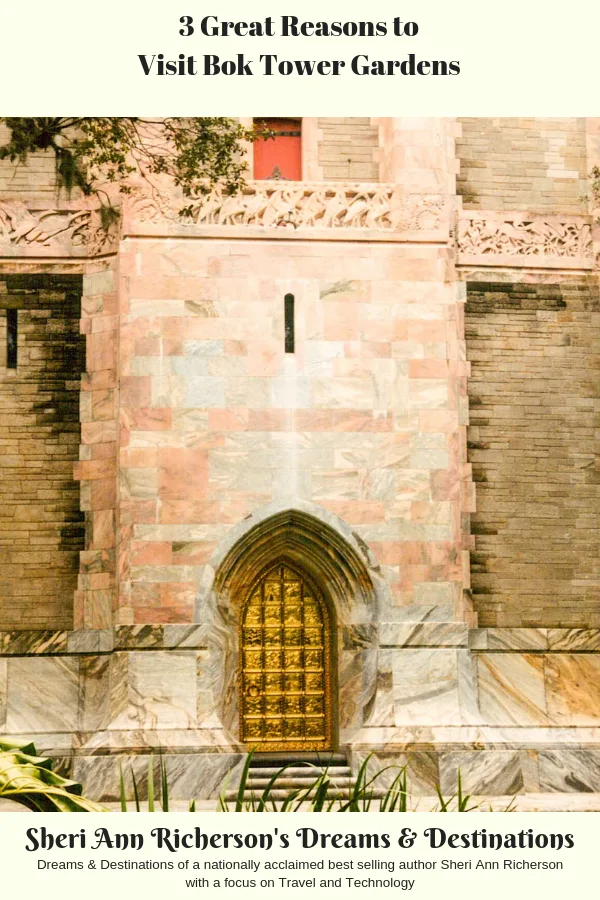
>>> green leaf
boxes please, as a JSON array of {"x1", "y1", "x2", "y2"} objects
[
  {"x1": 118, "y1": 763, "x2": 127, "y2": 813},
  {"x1": 0, "y1": 741, "x2": 105, "y2": 812},
  {"x1": 147, "y1": 754, "x2": 155, "y2": 812}
]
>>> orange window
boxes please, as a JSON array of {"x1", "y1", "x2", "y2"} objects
[{"x1": 253, "y1": 118, "x2": 302, "y2": 180}]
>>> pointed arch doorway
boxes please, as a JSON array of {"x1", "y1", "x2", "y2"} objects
[{"x1": 239, "y1": 561, "x2": 334, "y2": 752}]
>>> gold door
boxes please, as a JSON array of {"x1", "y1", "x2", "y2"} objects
[{"x1": 240, "y1": 563, "x2": 332, "y2": 751}]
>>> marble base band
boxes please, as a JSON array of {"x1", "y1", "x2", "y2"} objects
[
  {"x1": 2, "y1": 627, "x2": 600, "y2": 802},
  {"x1": 23, "y1": 747, "x2": 600, "y2": 803}
]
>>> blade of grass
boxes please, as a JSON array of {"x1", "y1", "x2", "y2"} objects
[
  {"x1": 147, "y1": 755, "x2": 155, "y2": 812},
  {"x1": 310, "y1": 775, "x2": 332, "y2": 812},
  {"x1": 130, "y1": 766, "x2": 141, "y2": 812},
  {"x1": 160, "y1": 754, "x2": 169, "y2": 812},
  {"x1": 217, "y1": 771, "x2": 231, "y2": 811},
  {"x1": 435, "y1": 784, "x2": 453, "y2": 812},
  {"x1": 456, "y1": 770, "x2": 479, "y2": 812},
  {"x1": 118, "y1": 762, "x2": 127, "y2": 812},
  {"x1": 234, "y1": 752, "x2": 254, "y2": 812}
]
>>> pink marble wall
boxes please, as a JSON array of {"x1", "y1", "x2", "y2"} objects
[{"x1": 115, "y1": 235, "x2": 473, "y2": 625}]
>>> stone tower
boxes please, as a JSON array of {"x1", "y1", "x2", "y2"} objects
[{"x1": 0, "y1": 118, "x2": 598, "y2": 802}]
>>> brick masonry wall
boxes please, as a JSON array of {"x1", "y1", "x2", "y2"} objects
[
  {"x1": 318, "y1": 118, "x2": 379, "y2": 182},
  {"x1": 0, "y1": 274, "x2": 85, "y2": 629},
  {"x1": 466, "y1": 280, "x2": 600, "y2": 627},
  {"x1": 457, "y1": 118, "x2": 588, "y2": 213},
  {"x1": 0, "y1": 123, "x2": 59, "y2": 201}
]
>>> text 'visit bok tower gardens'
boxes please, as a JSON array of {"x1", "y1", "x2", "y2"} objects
[{"x1": 0, "y1": 118, "x2": 599, "y2": 801}]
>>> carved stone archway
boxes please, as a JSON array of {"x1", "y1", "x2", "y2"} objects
[{"x1": 194, "y1": 501, "x2": 389, "y2": 747}]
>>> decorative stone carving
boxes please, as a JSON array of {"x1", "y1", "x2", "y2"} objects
[
  {"x1": 127, "y1": 182, "x2": 447, "y2": 234},
  {"x1": 0, "y1": 201, "x2": 119, "y2": 257},
  {"x1": 0, "y1": 185, "x2": 447, "y2": 256},
  {"x1": 457, "y1": 213, "x2": 593, "y2": 265}
]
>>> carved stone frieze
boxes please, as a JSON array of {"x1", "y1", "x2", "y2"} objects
[
  {"x1": 126, "y1": 182, "x2": 447, "y2": 235},
  {"x1": 457, "y1": 212, "x2": 594, "y2": 268},
  {"x1": 0, "y1": 202, "x2": 119, "y2": 257}
]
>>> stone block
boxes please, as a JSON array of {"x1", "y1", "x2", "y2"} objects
[{"x1": 6, "y1": 657, "x2": 79, "y2": 732}]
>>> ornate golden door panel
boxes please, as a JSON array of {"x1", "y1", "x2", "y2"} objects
[{"x1": 240, "y1": 563, "x2": 332, "y2": 751}]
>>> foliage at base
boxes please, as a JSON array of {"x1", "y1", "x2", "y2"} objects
[{"x1": 0, "y1": 740, "x2": 105, "y2": 812}]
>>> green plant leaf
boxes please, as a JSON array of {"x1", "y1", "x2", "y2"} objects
[{"x1": 0, "y1": 741, "x2": 105, "y2": 812}]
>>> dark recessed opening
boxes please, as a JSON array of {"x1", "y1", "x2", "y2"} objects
[
  {"x1": 284, "y1": 294, "x2": 295, "y2": 353},
  {"x1": 6, "y1": 309, "x2": 17, "y2": 369}
]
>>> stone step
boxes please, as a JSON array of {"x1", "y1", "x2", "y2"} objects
[
  {"x1": 248, "y1": 752, "x2": 347, "y2": 767},
  {"x1": 224, "y1": 787, "x2": 385, "y2": 803},
  {"x1": 245, "y1": 776, "x2": 354, "y2": 790},
  {"x1": 245, "y1": 766, "x2": 351, "y2": 778},
  {"x1": 225, "y1": 752, "x2": 358, "y2": 804}
]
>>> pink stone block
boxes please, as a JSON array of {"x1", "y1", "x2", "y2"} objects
[
  {"x1": 128, "y1": 408, "x2": 172, "y2": 431},
  {"x1": 120, "y1": 448, "x2": 159, "y2": 468},
  {"x1": 158, "y1": 448, "x2": 208, "y2": 500},
  {"x1": 431, "y1": 469, "x2": 460, "y2": 501},
  {"x1": 219, "y1": 493, "x2": 271, "y2": 523},
  {"x1": 172, "y1": 541, "x2": 217, "y2": 564},
  {"x1": 81, "y1": 422, "x2": 105, "y2": 445},
  {"x1": 209, "y1": 408, "x2": 249, "y2": 431},
  {"x1": 86, "y1": 330, "x2": 117, "y2": 372},
  {"x1": 323, "y1": 500, "x2": 386, "y2": 524},
  {"x1": 92, "y1": 314, "x2": 118, "y2": 334},
  {"x1": 135, "y1": 337, "x2": 161, "y2": 355},
  {"x1": 120, "y1": 376, "x2": 151, "y2": 409},
  {"x1": 89, "y1": 573, "x2": 113, "y2": 590},
  {"x1": 224, "y1": 340, "x2": 247, "y2": 356},
  {"x1": 294, "y1": 410, "x2": 333, "y2": 431},
  {"x1": 90, "y1": 478, "x2": 117, "y2": 511},
  {"x1": 325, "y1": 301, "x2": 359, "y2": 340},
  {"x1": 162, "y1": 338, "x2": 184, "y2": 355},
  {"x1": 369, "y1": 542, "x2": 403, "y2": 565},
  {"x1": 74, "y1": 458, "x2": 117, "y2": 482},
  {"x1": 133, "y1": 606, "x2": 189, "y2": 624},
  {"x1": 85, "y1": 590, "x2": 113, "y2": 629},
  {"x1": 248, "y1": 409, "x2": 290, "y2": 431},
  {"x1": 120, "y1": 499, "x2": 157, "y2": 525},
  {"x1": 131, "y1": 583, "x2": 161, "y2": 607},
  {"x1": 92, "y1": 509, "x2": 115, "y2": 550},
  {"x1": 91, "y1": 442, "x2": 117, "y2": 460},
  {"x1": 409, "y1": 359, "x2": 449, "y2": 379},
  {"x1": 247, "y1": 339, "x2": 284, "y2": 376},
  {"x1": 91, "y1": 389, "x2": 115, "y2": 421},
  {"x1": 160, "y1": 499, "x2": 219, "y2": 524},
  {"x1": 331, "y1": 410, "x2": 393, "y2": 432},
  {"x1": 407, "y1": 321, "x2": 447, "y2": 342},
  {"x1": 390, "y1": 322, "x2": 409, "y2": 341},
  {"x1": 362, "y1": 341, "x2": 392, "y2": 358},
  {"x1": 419, "y1": 410, "x2": 458, "y2": 433},
  {"x1": 101, "y1": 292, "x2": 118, "y2": 316},
  {"x1": 130, "y1": 541, "x2": 172, "y2": 566},
  {"x1": 160, "y1": 582, "x2": 197, "y2": 607}
]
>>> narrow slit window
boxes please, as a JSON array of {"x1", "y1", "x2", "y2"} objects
[
  {"x1": 284, "y1": 294, "x2": 295, "y2": 353},
  {"x1": 6, "y1": 309, "x2": 17, "y2": 369}
]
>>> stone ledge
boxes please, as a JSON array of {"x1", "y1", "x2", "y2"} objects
[
  {"x1": 469, "y1": 629, "x2": 600, "y2": 653},
  {"x1": 3, "y1": 627, "x2": 600, "y2": 655}
]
